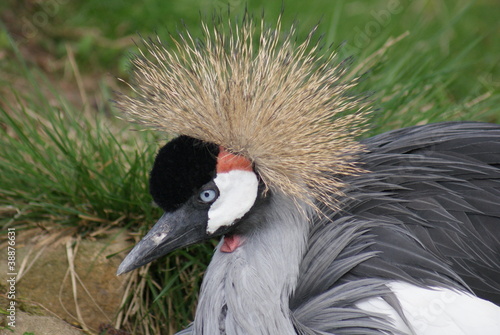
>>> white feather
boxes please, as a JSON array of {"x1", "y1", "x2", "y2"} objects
[
  {"x1": 207, "y1": 170, "x2": 259, "y2": 234},
  {"x1": 356, "y1": 281, "x2": 500, "y2": 335}
]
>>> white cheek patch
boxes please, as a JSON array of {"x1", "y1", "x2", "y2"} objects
[{"x1": 207, "y1": 170, "x2": 259, "y2": 234}]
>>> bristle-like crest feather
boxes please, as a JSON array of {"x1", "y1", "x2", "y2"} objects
[{"x1": 116, "y1": 16, "x2": 371, "y2": 210}]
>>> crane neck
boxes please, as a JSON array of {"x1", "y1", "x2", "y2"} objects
[{"x1": 193, "y1": 192, "x2": 311, "y2": 334}]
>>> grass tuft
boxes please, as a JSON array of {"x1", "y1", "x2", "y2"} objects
[{"x1": 0, "y1": 57, "x2": 157, "y2": 233}]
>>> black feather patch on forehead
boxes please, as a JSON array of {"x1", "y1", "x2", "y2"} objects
[{"x1": 149, "y1": 136, "x2": 219, "y2": 212}]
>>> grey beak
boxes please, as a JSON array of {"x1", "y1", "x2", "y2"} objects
[{"x1": 117, "y1": 205, "x2": 210, "y2": 275}]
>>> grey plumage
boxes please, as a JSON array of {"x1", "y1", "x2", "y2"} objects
[
  {"x1": 162, "y1": 122, "x2": 500, "y2": 334},
  {"x1": 352, "y1": 122, "x2": 500, "y2": 298},
  {"x1": 293, "y1": 122, "x2": 500, "y2": 334}
]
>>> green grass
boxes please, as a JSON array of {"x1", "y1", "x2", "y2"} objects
[
  {"x1": 0, "y1": 59, "x2": 156, "y2": 233},
  {"x1": 1, "y1": 0, "x2": 499, "y2": 334}
]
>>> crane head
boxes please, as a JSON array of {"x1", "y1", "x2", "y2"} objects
[
  {"x1": 115, "y1": 17, "x2": 372, "y2": 276},
  {"x1": 117, "y1": 135, "x2": 259, "y2": 275}
]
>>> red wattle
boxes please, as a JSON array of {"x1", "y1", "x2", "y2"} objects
[{"x1": 220, "y1": 234, "x2": 242, "y2": 253}]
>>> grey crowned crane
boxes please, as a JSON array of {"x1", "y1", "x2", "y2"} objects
[{"x1": 115, "y1": 17, "x2": 500, "y2": 334}]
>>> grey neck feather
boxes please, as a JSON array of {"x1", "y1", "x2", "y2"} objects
[{"x1": 193, "y1": 192, "x2": 311, "y2": 335}]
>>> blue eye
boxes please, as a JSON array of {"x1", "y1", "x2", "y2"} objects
[{"x1": 199, "y1": 189, "x2": 217, "y2": 203}]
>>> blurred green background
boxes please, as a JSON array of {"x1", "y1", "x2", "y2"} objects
[
  {"x1": 1, "y1": 0, "x2": 499, "y2": 334},
  {"x1": 1, "y1": 0, "x2": 499, "y2": 128}
]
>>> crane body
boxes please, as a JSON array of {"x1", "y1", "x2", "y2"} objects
[{"x1": 119, "y1": 122, "x2": 500, "y2": 334}]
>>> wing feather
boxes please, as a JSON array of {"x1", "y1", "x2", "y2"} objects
[{"x1": 291, "y1": 122, "x2": 500, "y2": 334}]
